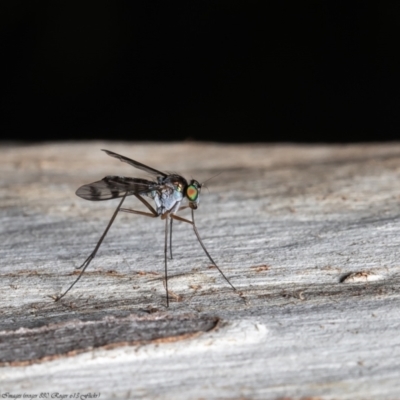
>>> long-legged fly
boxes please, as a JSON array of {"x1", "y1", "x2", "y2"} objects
[{"x1": 55, "y1": 149, "x2": 236, "y2": 306}]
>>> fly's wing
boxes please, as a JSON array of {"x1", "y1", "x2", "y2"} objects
[
  {"x1": 76, "y1": 176, "x2": 156, "y2": 201},
  {"x1": 102, "y1": 149, "x2": 167, "y2": 177}
]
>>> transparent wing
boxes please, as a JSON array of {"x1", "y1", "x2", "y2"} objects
[
  {"x1": 102, "y1": 149, "x2": 167, "y2": 177},
  {"x1": 76, "y1": 176, "x2": 157, "y2": 201}
]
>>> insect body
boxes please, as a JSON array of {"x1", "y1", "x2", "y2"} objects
[{"x1": 56, "y1": 149, "x2": 236, "y2": 306}]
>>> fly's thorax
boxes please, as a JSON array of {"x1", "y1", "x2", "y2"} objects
[
  {"x1": 150, "y1": 175, "x2": 188, "y2": 215},
  {"x1": 186, "y1": 179, "x2": 202, "y2": 209}
]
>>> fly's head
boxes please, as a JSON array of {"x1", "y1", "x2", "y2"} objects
[{"x1": 186, "y1": 179, "x2": 202, "y2": 210}]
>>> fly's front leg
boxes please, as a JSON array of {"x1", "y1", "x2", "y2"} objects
[
  {"x1": 55, "y1": 194, "x2": 127, "y2": 302},
  {"x1": 170, "y1": 211, "x2": 236, "y2": 292}
]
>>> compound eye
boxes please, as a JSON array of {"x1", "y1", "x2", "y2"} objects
[{"x1": 186, "y1": 185, "x2": 198, "y2": 201}]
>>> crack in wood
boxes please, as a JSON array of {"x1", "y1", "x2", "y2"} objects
[{"x1": 0, "y1": 313, "x2": 219, "y2": 365}]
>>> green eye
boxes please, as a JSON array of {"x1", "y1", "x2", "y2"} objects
[{"x1": 186, "y1": 185, "x2": 198, "y2": 201}]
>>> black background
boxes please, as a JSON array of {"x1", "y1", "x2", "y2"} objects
[{"x1": 2, "y1": 2, "x2": 400, "y2": 143}]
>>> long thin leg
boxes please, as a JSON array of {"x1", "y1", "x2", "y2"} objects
[
  {"x1": 164, "y1": 215, "x2": 169, "y2": 307},
  {"x1": 123, "y1": 194, "x2": 171, "y2": 307},
  {"x1": 170, "y1": 211, "x2": 236, "y2": 292},
  {"x1": 169, "y1": 217, "x2": 173, "y2": 259},
  {"x1": 169, "y1": 204, "x2": 188, "y2": 260},
  {"x1": 55, "y1": 194, "x2": 127, "y2": 301},
  {"x1": 120, "y1": 208, "x2": 158, "y2": 218},
  {"x1": 119, "y1": 193, "x2": 160, "y2": 218},
  {"x1": 133, "y1": 194, "x2": 159, "y2": 215}
]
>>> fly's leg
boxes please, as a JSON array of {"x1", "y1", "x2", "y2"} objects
[
  {"x1": 55, "y1": 194, "x2": 127, "y2": 302},
  {"x1": 169, "y1": 218, "x2": 173, "y2": 259},
  {"x1": 122, "y1": 194, "x2": 171, "y2": 308},
  {"x1": 164, "y1": 215, "x2": 170, "y2": 307},
  {"x1": 171, "y1": 211, "x2": 236, "y2": 292},
  {"x1": 119, "y1": 194, "x2": 160, "y2": 218},
  {"x1": 168, "y1": 205, "x2": 189, "y2": 260}
]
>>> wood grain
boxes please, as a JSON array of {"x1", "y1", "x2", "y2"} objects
[{"x1": 1, "y1": 142, "x2": 400, "y2": 399}]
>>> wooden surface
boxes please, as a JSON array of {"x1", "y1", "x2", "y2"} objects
[{"x1": 1, "y1": 142, "x2": 400, "y2": 399}]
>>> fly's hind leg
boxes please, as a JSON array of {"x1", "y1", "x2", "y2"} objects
[{"x1": 55, "y1": 194, "x2": 128, "y2": 302}]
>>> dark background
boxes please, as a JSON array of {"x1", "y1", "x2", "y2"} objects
[{"x1": 1, "y1": 2, "x2": 399, "y2": 143}]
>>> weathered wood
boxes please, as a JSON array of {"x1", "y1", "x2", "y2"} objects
[
  {"x1": 0, "y1": 313, "x2": 218, "y2": 365},
  {"x1": 1, "y1": 142, "x2": 400, "y2": 399}
]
